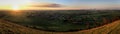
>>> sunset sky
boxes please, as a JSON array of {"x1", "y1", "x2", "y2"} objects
[{"x1": 0, "y1": 0, "x2": 120, "y2": 10}]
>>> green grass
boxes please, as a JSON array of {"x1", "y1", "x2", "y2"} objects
[
  {"x1": 0, "y1": 10, "x2": 120, "y2": 34},
  {"x1": 1, "y1": 10, "x2": 120, "y2": 32},
  {"x1": 0, "y1": 19, "x2": 120, "y2": 34}
]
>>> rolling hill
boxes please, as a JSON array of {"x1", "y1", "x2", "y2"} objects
[
  {"x1": 0, "y1": 19, "x2": 120, "y2": 34},
  {"x1": 0, "y1": 19, "x2": 45, "y2": 34},
  {"x1": 0, "y1": 10, "x2": 120, "y2": 34},
  {"x1": 3, "y1": 10, "x2": 120, "y2": 32}
]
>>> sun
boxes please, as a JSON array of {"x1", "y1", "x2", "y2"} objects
[
  {"x1": 0, "y1": 0, "x2": 32, "y2": 10},
  {"x1": 12, "y1": 5, "x2": 19, "y2": 11},
  {"x1": 11, "y1": 0, "x2": 32, "y2": 10}
]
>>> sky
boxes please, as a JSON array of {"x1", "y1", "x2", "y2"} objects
[{"x1": 0, "y1": 0, "x2": 120, "y2": 10}]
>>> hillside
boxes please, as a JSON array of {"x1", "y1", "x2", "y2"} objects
[
  {"x1": 3, "y1": 10, "x2": 120, "y2": 32},
  {"x1": 0, "y1": 10, "x2": 120, "y2": 34},
  {"x1": 0, "y1": 19, "x2": 120, "y2": 34},
  {"x1": 0, "y1": 19, "x2": 44, "y2": 34},
  {"x1": 42, "y1": 20, "x2": 120, "y2": 34}
]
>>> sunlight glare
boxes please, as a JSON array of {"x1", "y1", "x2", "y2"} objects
[{"x1": 12, "y1": 5, "x2": 19, "y2": 11}]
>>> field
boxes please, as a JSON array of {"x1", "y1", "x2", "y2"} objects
[{"x1": 0, "y1": 10, "x2": 120, "y2": 34}]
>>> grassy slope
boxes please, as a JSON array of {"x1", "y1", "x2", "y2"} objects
[
  {"x1": 35, "y1": 20, "x2": 119, "y2": 34},
  {"x1": 52, "y1": 20, "x2": 120, "y2": 34},
  {"x1": 0, "y1": 19, "x2": 120, "y2": 34},
  {"x1": 0, "y1": 19, "x2": 51, "y2": 34}
]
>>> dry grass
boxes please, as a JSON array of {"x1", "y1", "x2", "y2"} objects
[{"x1": 0, "y1": 19, "x2": 120, "y2": 34}]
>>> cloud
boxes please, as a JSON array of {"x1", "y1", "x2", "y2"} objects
[{"x1": 30, "y1": 3, "x2": 63, "y2": 8}]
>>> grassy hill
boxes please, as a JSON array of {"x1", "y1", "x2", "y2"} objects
[
  {"x1": 0, "y1": 10, "x2": 120, "y2": 34},
  {"x1": 0, "y1": 19, "x2": 120, "y2": 34},
  {"x1": 0, "y1": 19, "x2": 44, "y2": 34},
  {"x1": 3, "y1": 10, "x2": 120, "y2": 32}
]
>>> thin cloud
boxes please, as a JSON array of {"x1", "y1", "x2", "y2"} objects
[{"x1": 30, "y1": 3, "x2": 63, "y2": 8}]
